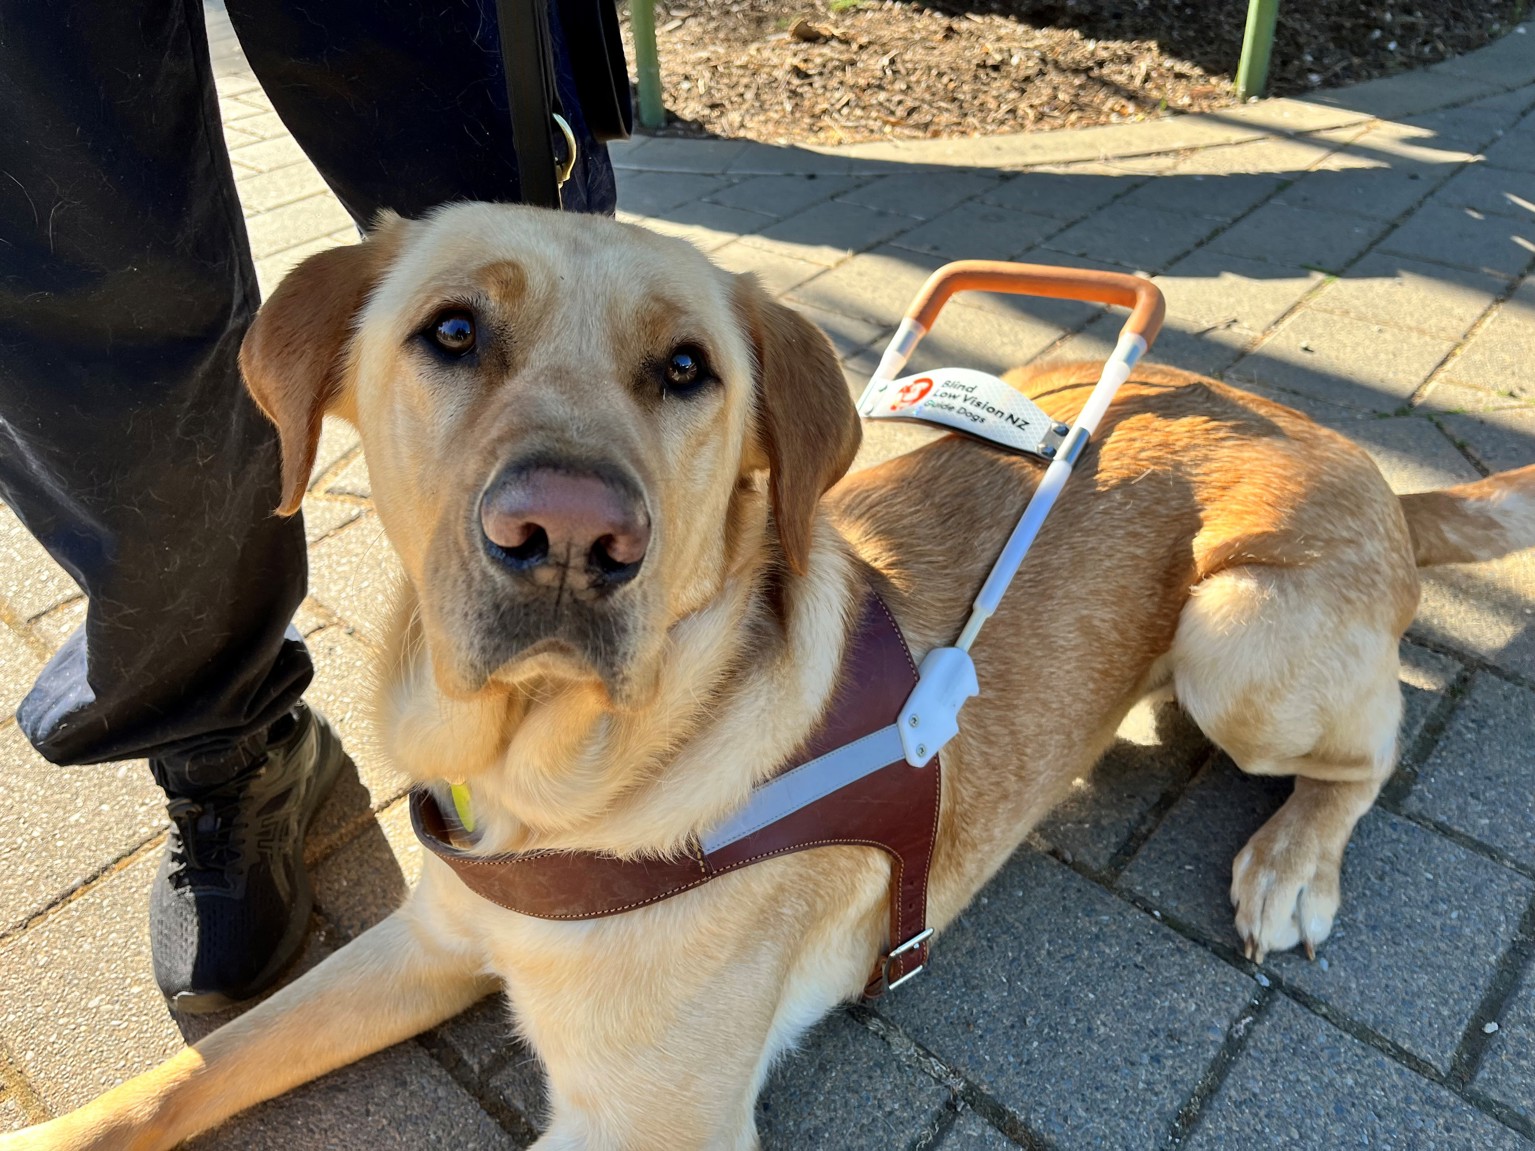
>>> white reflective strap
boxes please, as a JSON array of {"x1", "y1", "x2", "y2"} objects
[
  {"x1": 857, "y1": 318, "x2": 927, "y2": 414},
  {"x1": 699, "y1": 724, "x2": 908, "y2": 853},
  {"x1": 953, "y1": 331, "x2": 1146, "y2": 650},
  {"x1": 859, "y1": 367, "x2": 1065, "y2": 457}
]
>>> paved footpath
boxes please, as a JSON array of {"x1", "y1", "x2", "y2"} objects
[{"x1": 3, "y1": 6, "x2": 1534, "y2": 1147}]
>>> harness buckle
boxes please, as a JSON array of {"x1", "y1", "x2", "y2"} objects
[{"x1": 874, "y1": 927, "x2": 934, "y2": 994}]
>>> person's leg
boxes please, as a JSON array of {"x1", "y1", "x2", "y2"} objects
[
  {"x1": 225, "y1": 0, "x2": 618, "y2": 223},
  {"x1": 0, "y1": 0, "x2": 344, "y2": 1011}
]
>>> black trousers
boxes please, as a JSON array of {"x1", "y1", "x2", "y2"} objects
[{"x1": 0, "y1": 0, "x2": 615, "y2": 787}]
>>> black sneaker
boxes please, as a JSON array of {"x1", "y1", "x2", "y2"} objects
[{"x1": 149, "y1": 703, "x2": 348, "y2": 1013}]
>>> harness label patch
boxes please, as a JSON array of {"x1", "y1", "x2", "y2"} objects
[
  {"x1": 860, "y1": 367, "x2": 1067, "y2": 458},
  {"x1": 890, "y1": 376, "x2": 934, "y2": 411}
]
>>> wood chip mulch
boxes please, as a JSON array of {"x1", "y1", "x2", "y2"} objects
[{"x1": 619, "y1": 0, "x2": 1526, "y2": 145}]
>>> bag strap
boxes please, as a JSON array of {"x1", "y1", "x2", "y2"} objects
[{"x1": 495, "y1": 0, "x2": 566, "y2": 209}]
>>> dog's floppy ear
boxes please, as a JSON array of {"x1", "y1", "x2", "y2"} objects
[
  {"x1": 735, "y1": 275, "x2": 862, "y2": 574},
  {"x1": 240, "y1": 216, "x2": 404, "y2": 515}
]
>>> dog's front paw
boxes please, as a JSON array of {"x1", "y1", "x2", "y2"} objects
[{"x1": 1230, "y1": 811, "x2": 1342, "y2": 964}]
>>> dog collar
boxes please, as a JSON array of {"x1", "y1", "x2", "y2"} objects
[{"x1": 411, "y1": 585, "x2": 941, "y2": 998}]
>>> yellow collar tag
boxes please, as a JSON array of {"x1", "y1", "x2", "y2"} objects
[{"x1": 450, "y1": 782, "x2": 476, "y2": 834}]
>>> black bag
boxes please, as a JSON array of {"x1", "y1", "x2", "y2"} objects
[{"x1": 496, "y1": 0, "x2": 632, "y2": 209}]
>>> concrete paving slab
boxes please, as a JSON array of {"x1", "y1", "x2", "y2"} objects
[
  {"x1": 611, "y1": 135, "x2": 752, "y2": 174},
  {"x1": 835, "y1": 171, "x2": 1003, "y2": 220},
  {"x1": 1380, "y1": 202, "x2": 1535, "y2": 280},
  {"x1": 1120, "y1": 757, "x2": 1298, "y2": 948},
  {"x1": 0, "y1": 853, "x2": 187, "y2": 1113},
  {"x1": 881, "y1": 850, "x2": 1254, "y2": 1150},
  {"x1": 1186, "y1": 995, "x2": 1529, "y2": 1151},
  {"x1": 186, "y1": 1043, "x2": 513, "y2": 1150},
  {"x1": 1443, "y1": 278, "x2": 1535, "y2": 399},
  {"x1": 1341, "y1": 415, "x2": 1480, "y2": 494},
  {"x1": 1398, "y1": 107, "x2": 1526, "y2": 153},
  {"x1": 0, "y1": 629, "x2": 42, "y2": 726},
  {"x1": 254, "y1": 230, "x2": 352, "y2": 298},
  {"x1": 1157, "y1": 250, "x2": 1323, "y2": 335},
  {"x1": 1169, "y1": 137, "x2": 1337, "y2": 178},
  {"x1": 1041, "y1": 203, "x2": 1222, "y2": 273},
  {"x1": 1398, "y1": 641, "x2": 1476, "y2": 756},
  {"x1": 1435, "y1": 162, "x2": 1535, "y2": 222},
  {"x1": 0, "y1": 1092, "x2": 27, "y2": 1133},
  {"x1": 302, "y1": 624, "x2": 410, "y2": 844},
  {"x1": 1207, "y1": 203, "x2": 1393, "y2": 273},
  {"x1": 0, "y1": 508, "x2": 80, "y2": 622},
  {"x1": 940, "y1": 1111, "x2": 1017, "y2": 1148},
  {"x1": 722, "y1": 143, "x2": 894, "y2": 177},
  {"x1": 1430, "y1": 23, "x2": 1535, "y2": 89},
  {"x1": 1272, "y1": 160, "x2": 1447, "y2": 224},
  {"x1": 1230, "y1": 308, "x2": 1457, "y2": 414},
  {"x1": 1125, "y1": 767, "x2": 1531, "y2": 1074},
  {"x1": 613, "y1": 171, "x2": 732, "y2": 217},
  {"x1": 1035, "y1": 702, "x2": 1210, "y2": 874},
  {"x1": 310, "y1": 416, "x2": 362, "y2": 487},
  {"x1": 1406, "y1": 674, "x2": 1535, "y2": 869},
  {"x1": 486, "y1": 1045, "x2": 547, "y2": 1137},
  {"x1": 1483, "y1": 118, "x2": 1535, "y2": 174},
  {"x1": 888, "y1": 202, "x2": 1058, "y2": 263},
  {"x1": 907, "y1": 300, "x2": 1066, "y2": 379},
  {"x1": 788, "y1": 245, "x2": 946, "y2": 324},
  {"x1": 425, "y1": 994, "x2": 516, "y2": 1085},
  {"x1": 710, "y1": 240, "x2": 827, "y2": 297},
  {"x1": 324, "y1": 453, "x2": 371, "y2": 501},
  {"x1": 1223, "y1": 371, "x2": 1398, "y2": 431},
  {"x1": 756, "y1": 1010, "x2": 951, "y2": 1151},
  {"x1": 304, "y1": 513, "x2": 404, "y2": 648},
  {"x1": 1262, "y1": 809, "x2": 1533, "y2": 1073},
  {"x1": 300, "y1": 496, "x2": 365, "y2": 545},
  {"x1": 1420, "y1": 379, "x2": 1535, "y2": 415},
  {"x1": 746, "y1": 200, "x2": 916, "y2": 266},
  {"x1": 791, "y1": 304, "x2": 885, "y2": 363},
  {"x1": 313, "y1": 798, "x2": 418, "y2": 942},
  {"x1": 1434, "y1": 405, "x2": 1535, "y2": 473},
  {"x1": 23, "y1": 598, "x2": 85, "y2": 659},
  {"x1": 1046, "y1": 312, "x2": 1255, "y2": 380},
  {"x1": 706, "y1": 175, "x2": 860, "y2": 218},
  {"x1": 627, "y1": 199, "x2": 773, "y2": 253},
  {"x1": 1307, "y1": 70, "x2": 1504, "y2": 122},
  {"x1": 1309, "y1": 252, "x2": 1505, "y2": 342},
  {"x1": 0, "y1": 723, "x2": 163, "y2": 934},
  {"x1": 979, "y1": 166, "x2": 1141, "y2": 222},
  {"x1": 1476, "y1": 965, "x2": 1535, "y2": 1127},
  {"x1": 1117, "y1": 171, "x2": 1285, "y2": 222},
  {"x1": 1415, "y1": 546, "x2": 1535, "y2": 679},
  {"x1": 243, "y1": 192, "x2": 355, "y2": 260}
]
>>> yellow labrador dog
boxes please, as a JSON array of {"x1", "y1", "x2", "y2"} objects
[{"x1": 7, "y1": 203, "x2": 1533, "y2": 1151}]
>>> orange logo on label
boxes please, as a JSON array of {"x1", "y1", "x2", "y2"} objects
[{"x1": 889, "y1": 377, "x2": 934, "y2": 411}]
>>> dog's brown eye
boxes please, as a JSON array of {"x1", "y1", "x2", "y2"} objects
[
  {"x1": 430, "y1": 310, "x2": 477, "y2": 355},
  {"x1": 663, "y1": 346, "x2": 707, "y2": 392}
]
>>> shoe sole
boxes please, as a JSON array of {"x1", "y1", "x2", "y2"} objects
[{"x1": 168, "y1": 715, "x2": 351, "y2": 1015}]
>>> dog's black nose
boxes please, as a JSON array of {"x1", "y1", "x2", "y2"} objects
[{"x1": 480, "y1": 466, "x2": 650, "y2": 590}]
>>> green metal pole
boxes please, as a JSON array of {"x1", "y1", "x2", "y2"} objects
[
  {"x1": 1235, "y1": 0, "x2": 1279, "y2": 100},
  {"x1": 629, "y1": 0, "x2": 666, "y2": 129}
]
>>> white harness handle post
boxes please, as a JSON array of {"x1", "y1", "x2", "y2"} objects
[{"x1": 855, "y1": 260, "x2": 1167, "y2": 767}]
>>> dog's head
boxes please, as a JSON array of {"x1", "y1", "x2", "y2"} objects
[{"x1": 241, "y1": 204, "x2": 860, "y2": 704}]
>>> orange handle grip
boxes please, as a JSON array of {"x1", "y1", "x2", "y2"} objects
[{"x1": 906, "y1": 260, "x2": 1165, "y2": 347}]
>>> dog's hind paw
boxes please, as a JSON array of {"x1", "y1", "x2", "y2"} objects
[{"x1": 1229, "y1": 812, "x2": 1341, "y2": 965}]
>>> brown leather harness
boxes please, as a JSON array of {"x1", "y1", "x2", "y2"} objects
[{"x1": 411, "y1": 589, "x2": 941, "y2": 998}]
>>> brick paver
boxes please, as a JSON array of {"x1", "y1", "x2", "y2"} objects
[{"x1": 2, "y1": 5, "x2": 1533, "y2": 1147}]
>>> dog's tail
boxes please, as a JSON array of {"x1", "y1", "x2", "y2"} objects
[{"x1": 1400, "y1": 464, "x2": 1535, "y2": 567}]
